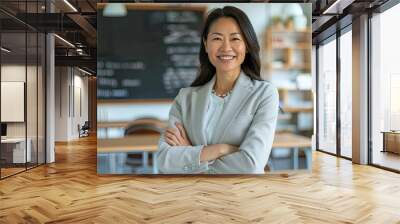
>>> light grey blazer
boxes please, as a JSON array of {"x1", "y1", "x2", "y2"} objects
[{"x1": 157, "y1": 71, "x2": 279, "y2": 174}]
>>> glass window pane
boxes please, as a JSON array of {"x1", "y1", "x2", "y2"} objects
[
  {"x1": 38, "y1": 32, "x2": 45, "y2": 165},
  {"x1": 1, "y1": 31, "x2": 27, "y2": 177},
  {"x1": 1, "y1": 1, "x2": 46, "y2": 179},
  {"x1": 27, "y1": 31, "x2": 38, "y2": 169},
  {"x1": 340, "y1": 29, "x2": 352, "y2": 158},
  {"x1": 318, "y1": 37, "x2": 337, "y2": 154},
  {"x1": 25, "y1": 0, "x2": 40, "y2": 170},
  {"x1": 371, "y1": 4, "x2": 400, "y2": 171}
]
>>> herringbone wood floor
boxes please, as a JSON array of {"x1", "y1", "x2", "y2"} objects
[{"x1": 1, "y1": 135, "x2": 400, "y2": 224}]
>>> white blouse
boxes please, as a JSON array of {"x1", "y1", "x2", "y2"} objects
[{"x1": 204, "y1": 91, "x2": 231, "y2": 145}]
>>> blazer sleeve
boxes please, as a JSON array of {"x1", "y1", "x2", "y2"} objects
[
  {"x1": 156, "y1": 89, "x2": 209, "y2": 174},
  {"x1": 212, "y1": 86, "x2": 279, "y2": 174}
]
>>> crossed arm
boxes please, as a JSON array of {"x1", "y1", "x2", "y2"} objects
[
  {"x1": 157, "y1": 86, "x2": 279, "y2": 174},
  {"x1": 164, "y1": 122, "x2": 238, "y2": 162}
]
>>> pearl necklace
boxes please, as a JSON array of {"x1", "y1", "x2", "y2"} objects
[{"x1": 212, "y1": 88, "x2": 232, "y2": 98}]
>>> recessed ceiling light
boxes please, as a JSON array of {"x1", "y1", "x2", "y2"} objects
[
  {"x1": 63, "y1": 0, "x2": 78, "y2": 12},
  {"x1": 1, "y1": 47, "x2": 11, "y2": 53},
  {"x1": 54, "y1": 34, "x2": 75, "y2": 48},
  {"x1": 78, "y1": 67, "x2": 93, "y2": 76},
  {"x1": 322, "y1": 0, "x2": 354, "y2": 15}
]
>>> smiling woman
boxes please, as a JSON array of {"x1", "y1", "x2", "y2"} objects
[{"x1": 157, "y1": 6, "x2": 279, "y2": 174}]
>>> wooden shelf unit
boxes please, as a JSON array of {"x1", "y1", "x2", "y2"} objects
[
  {"x1": 263, "y1": 27, "x2": 312, "y2": 78},
  {"x1": 262, "y1": 26, "x2": 313, "y2": 133}
]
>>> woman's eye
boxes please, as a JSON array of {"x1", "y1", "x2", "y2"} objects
[
  {"x1": 212, "y1": 37, "x2": 222, "y2": 41},
  {"x1": 232, "y1": 38, "x2": 241, "y2": 41}
]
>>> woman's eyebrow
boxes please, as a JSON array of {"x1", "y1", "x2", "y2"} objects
[
  {"x1": 209, "y1": 32, "x2": 223, "y2": 36},
  {"x1": 209, "y1": 32, "x2": 242, "y2": 36}
]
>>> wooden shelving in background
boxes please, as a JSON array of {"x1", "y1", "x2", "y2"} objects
[
  {"x1": 262, "y1": 26, "x2": 313, "y2": 135},
  {"x1": 263, "y1": 27, "x2": 312, "y2": 78}
]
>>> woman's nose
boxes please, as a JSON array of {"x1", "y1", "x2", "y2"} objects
[{"x1": 220, "y1": 39, "x2": 232, "y2": 51}]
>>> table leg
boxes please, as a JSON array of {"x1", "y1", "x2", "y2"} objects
[
  {"x1": 304, "y1": 148, "x2": 312, "y2": 170},
  {"x1": 382, "y1": 133, "x2": 386, "y2": 152},
  {"x1": 153, "y1": 152, "x2": 158, "y2": 174},
  {"x1": 109, "y1": 153, "x2": 116, "y2": 173},
  {"x1": 142, "y1": 152, "x2": 149, "y2": 170},
  {"x1": 292, "y1": 148, "x2": 299, "y2": 169}
]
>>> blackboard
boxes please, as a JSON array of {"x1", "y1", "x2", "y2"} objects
[{"x1": 97, "y1": 5, "x2": 206, "y2": 101}]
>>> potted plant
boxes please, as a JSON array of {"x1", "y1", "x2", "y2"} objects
[
  {"x1": 285, "y1": 16, "x2": 295, "y2": 30},
  {"x1": 271, "y1": 16, "x2": 284, "y2": 30}
]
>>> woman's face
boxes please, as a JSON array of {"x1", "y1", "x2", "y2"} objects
[{"x1": 204, "y1": 17, "x2": 247, "y2": 75}]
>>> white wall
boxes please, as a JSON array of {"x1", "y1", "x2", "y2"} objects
[
  {"x1": 55, "y1": 67, "x2": 89, "y2": 141},
  {"x1": 1, "y1": 65, "x2": 30, "y2": 137},
  {"x1": 55, "y1": 67, "x2": 68, "y2": 141},
  {"x1": 1, "y1": 65, "x2": 26, "y2": 81},
  {"x1": 72, "y1": 73, "x2": 89, "y2": 138},
  {"x1": 1, "y1": 64, "x2": 46, "y2": 164}
]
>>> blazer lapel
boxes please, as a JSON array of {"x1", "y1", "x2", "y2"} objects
[
  {"x1": 213, "y1": 72, "x2": 254, "y2": 142},
  {"x1": 190, "y1": 75, "x2": 216, "y2": 145}
]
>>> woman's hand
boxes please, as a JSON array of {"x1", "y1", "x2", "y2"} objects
[
  {"x1": 219, "y1": 144, "x2": 239, "y2": 156},
  {"x1": 164, "y1": 122, "x2": 192, "y2": 146},
  {"x1": 200, "y1": 144, "x2": 239, "y2": 162}
]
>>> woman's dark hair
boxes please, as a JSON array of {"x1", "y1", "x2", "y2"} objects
[{"x1": 191, "y1": 6, "x2": 262, "y2": 87}]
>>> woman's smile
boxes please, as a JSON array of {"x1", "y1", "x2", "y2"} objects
[{"x1": 217, "y1": 54, "x2": 236, "y2": 62}]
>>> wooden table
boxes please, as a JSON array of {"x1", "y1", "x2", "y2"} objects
[
  {"x1": 381, "y1": 131, "x2": 400, "y2": 154},
  {"x1": 98, "y1": 132, "x2": 312, "y2": 173},
  {"x1": 1, "y1": 138, "x2": 32, "y2": 164},
  {"x1": 98, "y1": 120, "x2": 167, "y2": 138},
  {"x1": 271, "y1": 133, "x2": 312, "y2": 170},
  {"x1": 98, "y1": 134, "x2": 160, "y2": 153},
  {"x1": 98, "y1": 134, "x2": 160, "y2": 174}
]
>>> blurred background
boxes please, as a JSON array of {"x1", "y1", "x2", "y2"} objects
[{"x1": 97, "y1": 3, "x2": 313, "y2": 174}]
